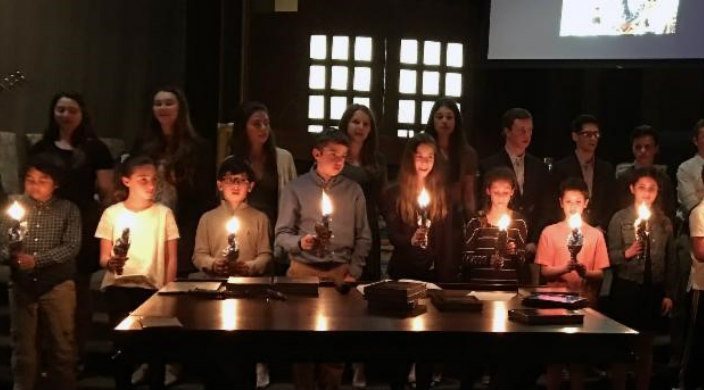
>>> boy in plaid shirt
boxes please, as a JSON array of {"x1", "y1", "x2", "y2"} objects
[{"x1": 0, "y1": 154, "x2": 81, "y2": 389}]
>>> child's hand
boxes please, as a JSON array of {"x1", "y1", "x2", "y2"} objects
[
  {"x1": 229, "y1": 261, "x2": 250, "y2": 276},
  {"x1": 411, "y1": 227, "x2": 428, "y2": 247},
  {"x1": 107, "y1": 256, "x2": 128, "y2": 275},
  {"x1": 661, "y1": 297, "x2": 673, "y2": 315},
  {"x1": 300, "y1": 234, "x2": 317, "y2": 251},
  {"x1": 573, "y1": 262, "x2": 587, "y2": 277},
  {"x1": 15, "y1": 253, "x2": 36, "y2": 270},
  {"x1": 505, "y1": 241, "x2": 517, "y2": 255},
  {"x1": 625, "y1": 241, "x2": 643, "y2": 259},
  {"x1": 212, "y1": 258, "x2": 229, "y2": 275}
]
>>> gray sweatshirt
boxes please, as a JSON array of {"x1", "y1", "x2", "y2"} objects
[{"x1": 275, "y1": 169, "x2": 371, "y2": 278}]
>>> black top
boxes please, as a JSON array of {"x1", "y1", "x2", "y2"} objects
[
  {"x1": 30, "y1": 138, "x2": 114, "y2": 272},
  {"x1": 552, "y1": 153, "x2": 616, "y2": 230},
  {"x1": 341, "y1": 154, "x2": 388, "y2": 281},
  {"x1": 480, "y1": 150, "x2": 554, "y2": 244},
  {"x1": 132, "y1": 138, "x2": 218, "y2": 276},
  {"x1": 30, "y1": 138, "x2": 114, "y2": 208},
  {"x1": 381, "y1": 184, "x2": 460, "y2": 283}
]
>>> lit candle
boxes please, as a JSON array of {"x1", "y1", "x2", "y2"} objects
[
  {"x1": 634, "y1": 202, "x2": 651, "y2": 231},
  {"x1": 5, "y1": 201, "x2": 27, "y2": 250},
  {"x1": 113, "y1": 211, "x2": 134, "y2": 259},
  {"x1": 634, "y1": 202, "x2": 651, "y2": 262},
  {"x1": 313, "y1": 190, "x2": 334, "y2": 257},
  {"x1": 496, "y1": 213, "x2": 510, "y2": 252},
  {"x1": 567, "y1": 213, "x2": 584, "y2": 266},
  {"x1": 321, "y1": 190, "x2": 333, "y2": 229},
  {"x1": 416, "y1": 188, "x2": 431, "y2": 249},
  {"x1": 224, "y1": 217, "x2": 240, "y2": 261}
]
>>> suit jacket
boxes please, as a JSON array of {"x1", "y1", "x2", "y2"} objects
[
  {"x1": 552, "y1": 153, "x2": 615, "y2": 230},
  {"x1": 480, "y1": 150, "x2": 554, "y2": 243}
]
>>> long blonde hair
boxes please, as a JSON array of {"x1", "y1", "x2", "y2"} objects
[{"x1": 396, "y1": 133, "x2": 448, "y2": 225}]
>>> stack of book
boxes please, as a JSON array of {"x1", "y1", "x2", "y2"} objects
[
  {"x1": 226, "y1": 276, "x2": 319, "y2": 296},
  {"x1": 364, "y1": 281, "x2": 427, "y2": 312}
]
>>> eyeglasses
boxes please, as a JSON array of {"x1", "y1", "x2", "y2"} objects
[
  {"x1": 578, "y1": 131, "x2": 600, "y2": 139},
  {"x1": 221, "y1": 177, "x2": 250, "y2": 186}
]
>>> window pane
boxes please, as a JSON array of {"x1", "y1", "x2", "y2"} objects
[
  {"x1": 310, "y1": 35, "x2": 327, "y2": 59},
  {"x1": 355, "y1": 37, "x2": 372, "y2": 61},
  {"x1": 422, "y1": 71, "x2": 440, "y2": 95},
  {"x1": 399, "y1": 69, "x2": 416, "y2": 94},
  {"x1": 308, "y1": 125, "x2": 324, "y2": 133},
  {"x1": 423, "y1": 41, "x2": 441, "y2": 65},
  {"x1": 330, "y1": 96, "x2": 347, "y2": 120},
  {"x1": 331, "y1": 66, "x2": 349, "y2": 90},
  {"x1": 398, "y1": 100, "x2": 415, "y2": 124},
  {"x1": 309, "y1": 65, "x2": 326, "y2": 89},
  {"x1": 332, "y1": 36, "x2": 349, "y2": 60},
  {"x1": 422, "y1": 101, "x2": 435, "y2": 124},
  {"x1": 353, "y1": 97, "x2": 370, "y2": 107},
  {"x1": 397, "y1": 129, "x2": 409, "y2": 138},
  {"x1": 445, "y1": 72, "x2": 462, "y2": 97},
  {"x1": 353, "y1": 67, "x2": 371, "y2": 92},
  {"x1": 447, "y1": 42, "x2": 463, "y2": 68},
  {"x1": 400, "y1": 39, "x2": 418, "y2": 64},
  {"x1": 308, "y1": 95, "x2": 325, "y2": 119},
  {"x1": 409, "y1": 130, "x2": 415, "y2": 138}
]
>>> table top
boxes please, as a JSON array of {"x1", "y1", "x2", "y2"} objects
[{"x1": 115, "y1": 282, "x2": 637, "y2": 336}]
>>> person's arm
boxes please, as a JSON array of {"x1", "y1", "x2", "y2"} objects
[
  {"x1": 192, "y1": 215, "x2": 217, "y2": 273},
  {"x1": 165, "y1": 239, "x2": 178, "y2": 285},
  {"x1": 692, "y1": 237, "x2": 704, "y2": 263},
  {"x1": 677, "y1": 163, "x2": 701, "y2": 213},
  {"x1": 246, "y1": 216, "x2": 273, "y2": 275},
  {"x1": 275, "y1": 184, "x2": 305, "y2": 254},
  {"x1": 607, "y1": 212, "x2": 628, "y2": 267},
  {"x1": 99, "y1": 238, "x2": 113, "y2": 269},
  {"x1": 34, "y1": 205, "x2": 82, "y2": 268},
  {"x1": 380, "y1": 188, "x2": 414, "y2": 249},
  {"x1": 349, "y1": 189, "x2": 372, "y2": 280},
  {"x1": 96, "y1": 169, "x2": 115, "y2": 206},
  {"x1": 461, "y1": 173, "x2": 476, "y2": 216},
  {"x1": 536, "y1": 230, "x2": 571, "y2": 280},
  {"x1": 665, "y1": 227, "x2": 678, "y2": 299}
]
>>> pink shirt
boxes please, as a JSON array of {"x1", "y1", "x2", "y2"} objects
[{"x1": 535, "y1": 221, "x2": 609, "y2": 292}]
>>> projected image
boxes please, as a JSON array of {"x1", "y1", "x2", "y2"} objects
[{"x1": 560, "y1": 0, "x2": 680, "y2": 36}]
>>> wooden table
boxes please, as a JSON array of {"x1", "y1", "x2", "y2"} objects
[{"x1": 114, "y1": 283, "x2": 637, "y2": 388}]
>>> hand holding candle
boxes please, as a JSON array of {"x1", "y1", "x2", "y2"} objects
[
  {"x1": 223, "y1": 217, "x2": 242, "y2": 275},
  {"x1": 111, "y1": 212, "x2": 134, "y2": 275},
  {"x1": 491, "y1": 214, "x2": 511, "y2": 269},
  {"x1": 313, "y1": 190, "x2": 333, "y2": 256},
  {"x1": 415, "y1": 188, "x2": 431, "y2": 249},
  {"x1": 567, "y1": 213, "x2": 584, "y2": 275},
  {"x1": 633, "y1": 202, "x2": 651, "y2": 262},
  {"x1": 5, "y1": 201, "x2": 27, "y2": 255}
]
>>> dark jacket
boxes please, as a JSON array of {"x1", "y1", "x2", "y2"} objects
[{"x1": 552, "y1": 153, "x2": 616, "y2": 230}]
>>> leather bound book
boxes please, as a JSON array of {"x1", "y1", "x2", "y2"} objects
[
  {"x1": 428, "y1": 290, "x2": 483, "y2": 312},
  {"x1": 521, "y1": 293, "x2": 589, "y2": 309},
  {"x1": 364, "y1": 281, "x2": 427, "y2": 300},
  {"x1": 508, "y1": 308, "x2": 584, "y2": 325}
]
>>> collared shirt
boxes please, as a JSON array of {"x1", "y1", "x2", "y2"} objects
[
  {"x1": 193, "y1": 201, "x2": 272, "y2": 275},
  {"x1": 677, "y1": 154, "x2": 704, "y2": 215},
  {"x1": 505, "y1": 146, "x2": 525, "y2": 194},
  {"x1": 689, "y1": 199, "x2": 704, "y2": 290},
  {"x1": 607, "y1": 205, "x2": 676, "y2": 297},
  {"x1": 575, "y1": 152, "x2": 595, "y2": 196},
  {"x1": 0, "y1": 195, "x2": 81, "y2": 295},
  {"x1": 275, "y1": 168, "x2": 372, "y2": 278}
]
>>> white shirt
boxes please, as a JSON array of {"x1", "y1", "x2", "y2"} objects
[
  {"x1": 96, "y1": 202, "x2": 180, "y2": 290},
  {"x1": 505, "y1": 146, "x2": 525, "y2": 194},
  {"x1": 677, "y1": 154, "x2": 704, "y2": 215},
  {"x1": 689, "y1": 200, "x2": 704, "y2": 290}
]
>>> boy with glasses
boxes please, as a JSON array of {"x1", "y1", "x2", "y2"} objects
[
  {"x1": 192, "y1": 156, "x2": 272, "y2": 276},
  {"x1": 553, "y1": 114, "x2": 615, "y2": 231}
]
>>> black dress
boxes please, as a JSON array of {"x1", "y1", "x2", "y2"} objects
[
  {"x1": 30, "y1": 138, "x2": 114, "y2": 273},
  {"x1": 381, "y1": 184, "x2": 460, "y2": 283},
  {"x1": 341, "y1": 154, "x2": 387, "y2": 281}
]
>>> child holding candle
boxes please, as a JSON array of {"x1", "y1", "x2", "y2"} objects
[
  {"x1": 275, "y1": 128, "x2": 371, "y2": 390},
  {"x1": 0, "y1": 154, "x2": 81, "y2": 390},
  {"x1": 535, "y1": 177, "x2": 609, "y2": 390},
  {"x1": 607, "y1": 166, "x2": 676, "y2": 390},
  {"x1": 381, "y1": 132, "x2": 459, "y2": 283},
  {"x1": 95, "y1": 155, "x2": 179, "y2": 388},
  {"x1": 463, "y1": 166, "x2": 527, "y2": 286},
  {"x1": 193, "y1": 156, "x2": 272, "y2": 276}
]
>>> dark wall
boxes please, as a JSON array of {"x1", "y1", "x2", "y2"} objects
[
  {"x1": 0, "y1": 0, "x2": 187, "y2": 144},
  {"x1": 241, "y1": 0, "x2": 704, "y2": 173}
]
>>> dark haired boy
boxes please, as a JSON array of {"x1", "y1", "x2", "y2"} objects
[
  {"x1": 275, "y1": 128, "x2": 371, "y2": 390},
  {"x1": 193, "y1": 157, "x2": 271, "y2": 276},
  {"x1": 0, "y1": 154, "x2": 81, "y2": 389}
]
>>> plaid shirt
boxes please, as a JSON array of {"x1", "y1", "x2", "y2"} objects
[{"x1": 0, "y1": 195, "x2": 81, "y2": 295}]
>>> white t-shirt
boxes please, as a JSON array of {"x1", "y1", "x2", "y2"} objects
[
  {"x1": 689, "y1": 200, "x2": 704, "y2": 290},
  {"x1": 96, "y1": 202, "x2": 179, "y2": 290}
]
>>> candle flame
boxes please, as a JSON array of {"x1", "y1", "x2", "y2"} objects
[
  {"x1": 498, "y1": 214, "x2": 510, "y2": 231},
  {"x1": 6, "y1": 201, "x2": 25, "y2": 221},
  {"x1": 321, "y1": 191, "x2": 333, "y2": 216},
  {"x1": 418, "y1": 188, "x2": 430, "y2": 208},
  {"x1": 568, "y1": 213, "x2": 582, "y2": 230},
  {"x1": 637, "y1": 203, "x2": 651, "y2": 221},
  {"x1": 226, "y1": 217, "x2": 240, "y2": 234},
  {"x1": 117, "y1": 211, "x2": 135, "y2": 233}
]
